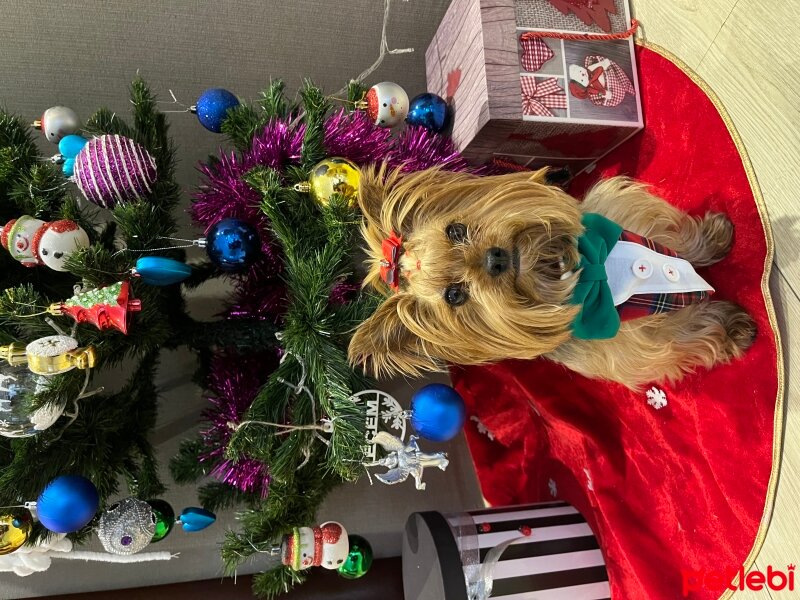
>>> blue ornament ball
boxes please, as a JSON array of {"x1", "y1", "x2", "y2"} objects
[
  {"x1": 410, "y1": 383, "x2": 466, "y2": 442},
  {"x1": 36, "y1": 475, "x2": 99, "y2": 533},
  {"x1": 195, "y1": 88, "x2": 240, "y2": 133},
  {"x1": 406, "y1": 93, "x2": 449, "y2": 133},
  {"x1": 205, "y1": 218, "x2": 260, "y2": 272}
]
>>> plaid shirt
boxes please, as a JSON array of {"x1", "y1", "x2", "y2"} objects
[{"x1": 616, "y1": 230, "x2": 712, "y2": 322}]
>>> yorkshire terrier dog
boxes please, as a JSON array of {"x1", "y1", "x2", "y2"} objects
[{"x1": 348, "y1": 166, "x2": 756, "y2": 390}]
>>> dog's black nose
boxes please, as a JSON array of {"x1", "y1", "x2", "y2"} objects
[{"x1": 484, "y1": 247, "x2": 510, "y2": 276}]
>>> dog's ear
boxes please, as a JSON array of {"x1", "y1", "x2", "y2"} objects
[
  {"x1": 357, "y1": 163, "x2": 390, "y2": 231},
  {"x1": 349, "y1": 294, "x2": 441, "y2": 378}
]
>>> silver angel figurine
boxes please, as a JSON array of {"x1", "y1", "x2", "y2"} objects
[{"x1": 364, "y1": 431, "x2": 449, "y2": 490}]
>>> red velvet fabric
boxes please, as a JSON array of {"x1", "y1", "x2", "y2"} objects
[{"x1": 451, "y1": 45, "x2": 779, "y2": 600}]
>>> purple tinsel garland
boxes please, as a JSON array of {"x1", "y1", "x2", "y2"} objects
[
  {"x1": 199, "y1": 352, "x2": 278, "y2": 497},
  {"x1": 191, "y1": 108, "x2": 471, "y2": 495}
]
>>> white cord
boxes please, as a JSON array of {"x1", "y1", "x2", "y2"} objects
[
  {"x1": 55, "y1": 551, "x2": 177, "y2": 563},
  {"x1": 290, "y1": 0, "x2": 414, "y2": 128}
]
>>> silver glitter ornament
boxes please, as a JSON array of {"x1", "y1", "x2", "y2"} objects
[{"x1": 96, "y1": 497, "x2": 155, "y2": 555}]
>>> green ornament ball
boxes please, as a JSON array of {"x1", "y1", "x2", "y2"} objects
[
  {"x1": 338, "y1": 534, "x2": 373, "y2": 579},
  {"x1": 147, "y1": 499, "x2": 175, "y2": 543}
]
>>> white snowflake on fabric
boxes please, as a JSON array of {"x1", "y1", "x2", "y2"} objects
[
  {"x1": 584, "y1": 468, "x2": 594, "y2": 491},
  {"x1": 548, "y1": 478, "x2": 558, "y2": 497},
  {"x1": 469, "y1": 416, "x2": 495, "y2": 441},
  {"x1": 646, "y1": 387, "x2": 668, "y2": 409}
]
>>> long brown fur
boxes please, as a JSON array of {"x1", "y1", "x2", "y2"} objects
[{"x1": 349, "y1": 167, "x2": 755, "y2": 389}]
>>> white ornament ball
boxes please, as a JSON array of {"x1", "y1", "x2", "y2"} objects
[
  {"x1": 35, "y1": 220, "x2": 90, "y2": 272},
  {"x1": 365, "y1": 82, "x2": 409, "y2": 128},
  {"x1": 37, "y1": 106, "x2": 80, "y2": 144}
]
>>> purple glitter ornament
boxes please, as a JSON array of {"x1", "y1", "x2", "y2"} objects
[{"x1": 74, "y1": 135, "x2": 157, "y2": 208}]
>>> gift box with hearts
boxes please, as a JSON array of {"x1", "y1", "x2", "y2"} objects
[{"x1": 426, "y1": 0, "x2": 643, "y2": 175}]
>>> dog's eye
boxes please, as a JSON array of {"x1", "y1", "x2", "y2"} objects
[
  {"x1": 444, "y1": 284, "x2": 468, "y2": 306},
  {"x1": 446, "y1": 223, "x2": 468, "y2": 244}
]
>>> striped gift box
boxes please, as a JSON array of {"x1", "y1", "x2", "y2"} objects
[{"x1": 402, "y1": 501, "x2": 610, "y2": 600}]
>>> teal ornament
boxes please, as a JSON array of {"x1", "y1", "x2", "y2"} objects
[
  {"x1": 194, "y1": 88, "x2": 239, "y2": 133},
  {"x1": 205, "y1": 218, "x2": 260, "y2": 272},
  {"x1": 178, "y1": 507, "x2": 215, "y2": 532},
  {"x1": 410, "y1": 383, "x2": 466, "y2": 442},
  {"x1": 133, "y1": 257, "x2": 192, "y2": 286},
  {"x1": 62, "y1": 158, "x2": 75, "y2": 177},
  {"x1": 570, "y1": 213, "x2": 624, "y2": 340},
  {"x1": 58, "y1": 134, "x2": 88, "y2": 159},
  {"x1": 406, "y1": 93, "x2": 449, "y2": 133},
  {"x1": 36, "y1": 475, "x2": 99, "y2": 533}
]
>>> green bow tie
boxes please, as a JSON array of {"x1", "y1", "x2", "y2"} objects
[{"x1": 570, "y1": 213, "x2": 623, "y2": 340}]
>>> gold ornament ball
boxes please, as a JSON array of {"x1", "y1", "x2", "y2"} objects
[
  {"x1": 307, "y1": 157, "x2": 360, "y2": 206},
  {"x1": 0, "y1": 511, "x2": 32, "y2": 555}
]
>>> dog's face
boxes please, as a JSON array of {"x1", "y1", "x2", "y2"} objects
[{"x1": 349, "y1": 166, "x2": 585, "y2": 378}]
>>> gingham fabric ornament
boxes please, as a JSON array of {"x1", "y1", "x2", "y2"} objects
[
  {"x1": 73, "y1": 135, "x2": 157, "y2": 208},
  {"x1": 568, "y1": 55, "x2": 636, "y2": 108},
  {"x1": 521, "y1": 77, "x2": 567, "y2": 117},
  {"x1": 96, "y1": 498, "x2": 155, "y2": 555},
  {"x1": 519, "y1": 37, "x2": 554, "y2": 72}
]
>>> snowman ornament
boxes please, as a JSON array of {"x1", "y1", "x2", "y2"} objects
[
  {"x1": 281, "y1": 521, "x2": 349, "y2": 571},
  {"x1": 32, "y1": 106, "x2": 81, "y2": 144},
  {"x1": 1, "y1": 217, "x2": 89, "y2": 271},
  {"x1": 365, "y1": 82, "x2": 409, "y2": 128}
]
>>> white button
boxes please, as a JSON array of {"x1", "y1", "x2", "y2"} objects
[
  {"x1": 663, "y1": 263, "x2": 680, "y2": 282},
  {"x1": 632, "y1": 259, "x2": 653, "y2": 279}
]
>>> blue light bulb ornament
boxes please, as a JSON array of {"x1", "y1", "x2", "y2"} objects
[
  {"x1": 204, "y1": 218, "x2": 260, "y2": 272},
  {"x1": 133, "y1": 256, "x2": 193, "y2": 286},
  {"x1": 409, "y1": 383, "x2": 466, "y2": 442},
  {"x1": 406, "y1": 93, "x2": 450, "y2": 133},
  {"x1": 35, "y1": 475, "x2": 99, "y2": 533},
  {"x1": 177, "y1": 507, "x2": 216, "y2": 532},
  {"x1": 58, "y1": 134, "x2": 89, "y2": 159},
  {"x1": 62, "y1": 158, "x2": 76, "y2": 177},
  {"x1": 193, "y1": 88, "x2": 240, "y2": 133},
  {"x1": 51, "y1": 134, "x2": 88, "y2": 177}
]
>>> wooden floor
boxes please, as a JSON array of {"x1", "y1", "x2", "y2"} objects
[{"x1": 633, "y1": 0, "x2": 800, "y2": 597}]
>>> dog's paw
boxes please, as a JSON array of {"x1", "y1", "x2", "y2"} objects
[
  {"x1": 724, "y1": 303, "x2": 757, "y2": 355},
  {"x1": 697, "y1": 212, "x2": 734, "y2": 266}
]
